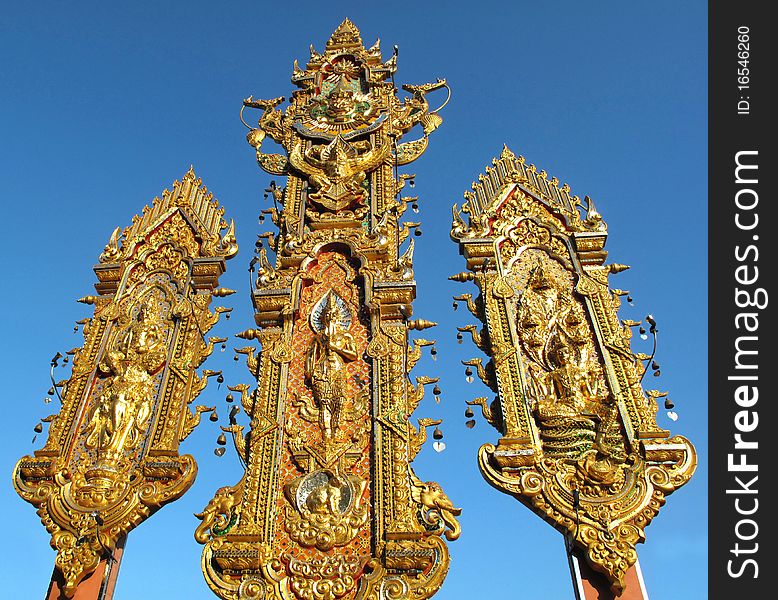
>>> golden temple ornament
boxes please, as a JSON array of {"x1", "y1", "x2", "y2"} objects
[
  {"x1": 13, "y1": 168, "x2": 238, "y2": 597},
  {"x1": 450, "y1": 146, "x2": 696, "y2": 595},
  {"x1": 196, "y1": 19, "x2": 459, "y2": 600}
]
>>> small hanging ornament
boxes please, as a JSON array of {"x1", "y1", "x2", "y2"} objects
[
  {"x1": 214, "y1": 447, "x2": 226, "y2": 457},
  {"x1": 432, "y1": 441, "x2": 446, "y2": 452},
  {"x1": 48, "y1": 387, "x2": 55, "y2": 396},
  {"x1": 639, "y1": 327, "x2": 648, "y2": 340},
  {"x1": 43, "y1": 397, "x2": 52, "y2": 404},
  {"x1": 221, "y1": 343, "x2": 226, "y2": 352},
  {"x1": 432, "y1": 426, "x2": 443, "y2": 440},
  {"x1": 432, "y1": 385, "x2": 441, "y2": 403},
  {"x1": 411, "y1": 201, "x2": 419, "y2": 214},
  {"x1": 464, "y1": 406, "x2": 474, "y2": 418},
  {"x1": 430, "y1": 346, "x2": 437, "y2": 361},
  {"x1": 456, "y1": 331, "x2": 463, "y2": 344},
  {"x1": 664, "y1": 398, "x2": 674, "y2": 409},
  {"x1": 465, "y1": 366, "x2": 473, "y2": 383},
  {"x1": 667, "y1": 411, "x2": 678, "y2": 421},
  {"x1": 216, "y1": 433, "x2": 227, "y2": 446},
  {"x1": 465, "y1": 419, "x2": 476, "y2": 429},
  {"x1": 33, "y1": 422, "x2": 43, "y2": 434},
  {"x1": 226, "y1": 393, "x2": 234, "y2": 403},
  {"x1": 209, "y1": 411, "x2": 219, "y2": 422}
]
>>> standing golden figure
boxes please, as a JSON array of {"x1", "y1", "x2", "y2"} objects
[
  {"x1": 196, "y1": 20, "x2": 458, "y2": 600},
  {"x1": 85, "y1": 301, "x2": 166, "y2": 462},
  {"x1": 306, "y1": 292, "x2": 358, "y2": 441}
]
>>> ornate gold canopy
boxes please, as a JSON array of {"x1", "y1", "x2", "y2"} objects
[
  {"x1": 196, "y1": 20, "x2": 457, "y2": 600},
  {"x1": 13, "y1": 168, "x2": 237, "y2": 596},
  {"x1": 450, "y1": 146, "x2": 696, "y2": 594}
]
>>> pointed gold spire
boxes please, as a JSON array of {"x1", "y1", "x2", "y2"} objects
[{"x1": 325, "y1": 18, "x2": 364, "y2": 54}]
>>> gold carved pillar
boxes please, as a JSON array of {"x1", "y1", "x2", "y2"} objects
[
  {"x1": 196, "y1": 20, "x2": 458, "y2": 600},
  {"x1": 14, "y1": 168, "x2": 238, "y2": 597},
  {"x1": 450, "y1": 146, "x2": 696, "y2": 595}
]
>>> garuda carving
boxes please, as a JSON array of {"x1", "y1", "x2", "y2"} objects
[
  {"x1": 242, "y1": 18, "x2": 449, "y2": 222},
  {"x1": 289, "y1": 135, "x2": 390, "y2": 211}
]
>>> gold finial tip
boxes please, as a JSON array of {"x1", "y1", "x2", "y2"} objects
[
  {"x1": 184, "y1": 165, "x2": 197, "y2": 180},
  {"x1": 326, "y1": 18, "x2": 363, "y2": 50},
  {"x1": 500, "y1": 145, "x2": 516, "y2": 160},
  {"x1": 337, "y1": 17, "x2": 357, "y2": 29},
  {"x1": 235, "y1": 329, "x2": 260, "y2": 340},
  {"x1": 407, "y1": 319, "x2": 438, "y2": 331},
  {"x1": 449, "y1": 272, "x2": 475, "y2": 282}
]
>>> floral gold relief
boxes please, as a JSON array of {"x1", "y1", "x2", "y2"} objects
[
  {"x1": 451, "y1": 146, "x2": 696, "y2": 595},
  {"x1": 197, "y1": 20, "x2": 458, "y2": 600},
  {"x1": 13, "y1": 168, "x2": 237, "y2": 596}
]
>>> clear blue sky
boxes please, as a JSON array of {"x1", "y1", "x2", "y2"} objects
[{"x1": 1, "y1": 2, "x2": 707, "y2": 598}]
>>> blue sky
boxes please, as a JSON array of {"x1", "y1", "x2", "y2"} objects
[{"x1": 1, "y1": 2, "x2": 707, "y2": 598}]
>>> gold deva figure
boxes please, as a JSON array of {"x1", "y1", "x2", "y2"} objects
[
  {"x1": 305, "y1": 293, "x2": 357, "y2": 440},
  {"x1": 85, "y1": 301, "x2": 166, "y2": 459}
]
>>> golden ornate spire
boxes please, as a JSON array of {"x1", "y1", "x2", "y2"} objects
[
  {"x1": 451, "y1": 148, "x2": 696, "y2": 594},
  {"x1": 13, "y1": 169, "x2": 237, "y2": 597},
  {"x1": 197, "y1": 21, "x2": 456, "y2": 600}
]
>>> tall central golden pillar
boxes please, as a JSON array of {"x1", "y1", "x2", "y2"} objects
[{"x1": 196, "y1": 20, "x2": 459, "y2": 600}]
